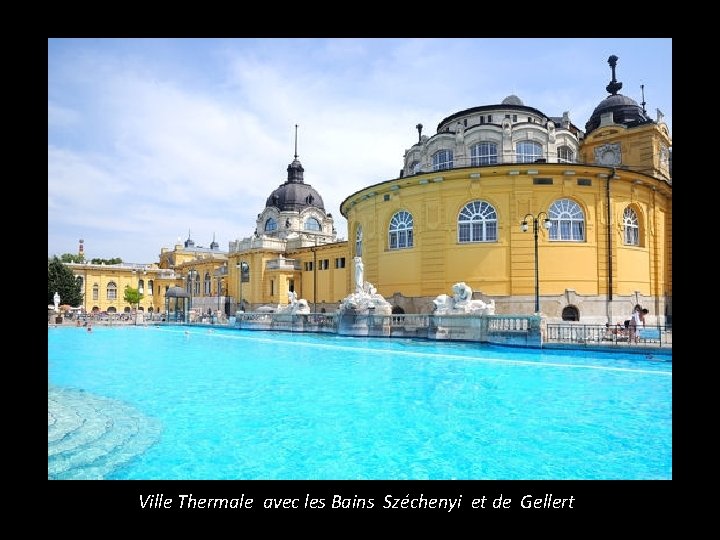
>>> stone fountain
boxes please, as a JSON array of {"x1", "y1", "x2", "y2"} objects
[{"x1": 337, "y1": 257, "x2": 393, "y2": 336}]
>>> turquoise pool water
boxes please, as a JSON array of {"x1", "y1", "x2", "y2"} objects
[{"x1": 47, "y1": 325, "x2": 672, "y2": 480}]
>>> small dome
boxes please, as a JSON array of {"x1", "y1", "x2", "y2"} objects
[
  {"x1": 265, "y1": 157, "x2": 326, "y2": 212},
  {"x1": 585, "y1": 93, "x2": 651, "y2": 134},
  {"x1": 266, "y1": 183, "x2": 325, "y2": 212},
  {"x1": 501, "y1": 95, "x2": 524, "y2": 106}
]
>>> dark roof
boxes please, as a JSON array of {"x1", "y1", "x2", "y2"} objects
[
  {"x1": 265, "y1": 158, "x2": 325, "y2": 212},
  {"x1": 437, "y1": 103, "x2": 550, "y2": 132},
  {"x1": 585, "y1": 93, "x2": 654, "y2": 134},
  {"x1": 165, "y1": 286, "x2": 189, "y2": 298}
]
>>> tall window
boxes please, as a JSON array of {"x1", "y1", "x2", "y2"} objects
[
  {"x1": 92, "y1": 284, "x2": 99, "y2": 301},
  {"x1": 147, "y1": 279, "x2": 154, "y2": 296},
  {"x1": 432, "y1": 150, "x2": 453, "y2": 171},
  {"x1": 305, "y1": 217, "x2": 321, "y2": 231},
  {"x1": 623, "y1": 207, "x2": 640, "y2": 246},
  {"x1": 516, "y1": 140, "x2": 543, "y2": 163},
  {"x1": 557, "y1": 145, "x2": 575, "y2": 163},
  {"x1": 458, "y1": 201, "x2": 498, "y2": 242},
  {"x1": 470, "y1": 143, "x2": 498, "y2": 166},
  {"x1": 355, "y1": 225, "x2": 363, "y2": 257},
  {"x1": 204, "y1": 272, "x2": 211, "y2": 295},
  {"x1": 389, "y1": 211, "x2": 414, "y2": 249},
  {"x1": 264, "y1": 218, "x2": 277, "y2": 232},
  {"x1": 548, "y1": 199, "x2": 585, "y2": 241},
  {"x1": 138, "y1": 279, "x2": 144, "y2": 294},
  {"x1": 107, "y1": 281, "x2": 117, "y2": 300},
  {"x1": 76, "y1": 276, "x2": 83, "y2": 290}
]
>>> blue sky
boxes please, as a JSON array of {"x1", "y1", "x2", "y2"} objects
[{"x1": 48, "y1": 38, "x2": 672, "y2": 264}]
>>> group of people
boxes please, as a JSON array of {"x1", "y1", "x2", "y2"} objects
[{"x1": 604, "y1": 304, "x2": 649, "y2": 343}]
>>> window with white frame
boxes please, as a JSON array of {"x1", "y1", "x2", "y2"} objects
[
  {"x1": 458, "y1": 201, "x2": 498, "y2": 242},
  {"x1": 264, "y1": 218, "x2": 277, "y2": 232},
  {"x1": 623, "y1": 207, "x2": 640, "y2": 246},
  {"x1": 138, "y1": 279, "x2": 144, "y2": 295},
  {"x1": 432, "y1": 150, "x2": 453, "y2": 171},
  {"x1": 548, "y1": 199, "x2": 585, "y2": 241},
  {"x1": 204, "y1": 272, "x2": 211, "y2": 295},
  {"x1": 557, "y1": 145, "x2": 575, "y2": 163},
  {"x1": 92, "y1": 284, "x2": 99, "y2": 301},
  {"x1": 470, "y1": 143, "x2": 498, "y2": 166},
  {"x1": 107, "y1": 281, "x2": 117, "y2": 300},
  {"x1": 305, "y1": 217, "x2": 321, "y2": 231},
  {"x1": 516, "y1": 140, "x2": 543, "y2": 163},
  {"x1": 389, "y1": 211, "x2": 414, "y2": 249},
  {"x1": 355, "y1": 225, "x2": 363, "y2": 257},
  {"x1": 147, "y1": 279, "x2": 154, "y2": 296}
]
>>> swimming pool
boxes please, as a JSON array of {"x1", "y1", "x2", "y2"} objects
[{"x1": 48, "y1": 325, "x2": 672, "y2": 480}]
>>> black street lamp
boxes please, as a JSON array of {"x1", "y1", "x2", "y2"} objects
[
  {"x1": 521, "y1": 212, "x2": 552, "y2": 314},
  {"x1": 236, "y1": 261, "x2": 249, "y2": 312}
]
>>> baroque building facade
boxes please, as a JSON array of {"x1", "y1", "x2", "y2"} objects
[{"x1": 67, "y1": 56, "x2": 671, "y2": 325}]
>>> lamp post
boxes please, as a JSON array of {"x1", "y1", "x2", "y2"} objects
[
  {"x1": 236, "y1": 261, "x2": 248, "y2": 312},
  {"x1": 520, "y1": 212, "x2": 552, "y2": 314}
]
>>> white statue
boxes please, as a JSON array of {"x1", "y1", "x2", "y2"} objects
[
  {"x1": 354, "y1": 256, "x2": 364, "y2": 293},
  {"x1": 287, "y1": 290, "x2": 297, "y2": 305},
  {"x1": 53, "y1": 291, "x2": 60, "y2": 313},
  {"x1": 433, "y1": 282, "x2": 495, "y2": 315}
]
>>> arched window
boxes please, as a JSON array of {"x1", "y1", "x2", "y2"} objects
[
  {"x1": 562, "y1": 305, "x2": 580, "y2": 321},
  {"x1": 305, "y1": 217, "x2": 322, "y2": 231},
  {"x1": 623, "y1": 207, "x2": 640, "y2": 246},
  {"x1": 389, "y1": 211, "x2": 414, "y2": 249},
  {"x1": 92, "y1": 283, "x2": 99, "y2": 301},
  {"x1": 458, "y1": 201, "x2": 498, "y2": 242},
  {"x1": 124, "y1": 306, "x2": 131, "y2": 314},
  {"x1": 76, "y1": 276, "x2": 83, "y2": 290},
  {"x1": 204, "y1": 272, "x2": 212, "y2": 295},
  {"x1": 264, "y1": 218, "x2": 277, "y2": 232},
  {"x1": 147, "y1": 279, "x2": 154, "y2": 296},
  {"x1": 516, "y1": 140, "x2": 543, "y2": 163},
  {"x1": 548, "y1": 199, "x2": 585, "y2": 241},
  {"x1": 557, "y1": 145, "x2": 574, "y2": 163},
  {"x1": 107, "y1": 281, "x2": 117, "y2": 300},
  {"x1": 432, "y1": 150, "x2": 453, "y2": 171},
  {"x1": 470, "y1": 143, "x2": 498, "y2": 166},
  {"x1": 107, "y1": 306, "x2": 117, "y2": 314},
  {"x1": 355, "y1": 225, "x2": 363, "y2": 257},
  {"x1": 138, "y1": 279, "x2": 144, "y2": 295},
  {"x1": 409, "y1": 161, "x2": 421, "y2": 174}
]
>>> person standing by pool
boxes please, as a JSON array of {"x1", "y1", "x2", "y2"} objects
[{"x1": 629, "y1": 305, "x2": 643, "y2": 343}]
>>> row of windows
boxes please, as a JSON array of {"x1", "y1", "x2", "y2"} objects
[
  {"x1": 355, "y1": 200, "x2": 643, "y2": 251},
  {"x1": 265, "y1": 217, "x2": 322, "y2": 232},
  {"x1": 410, "y1": 143, "x2": 575, "y2": 172},
  {"x1": 89, "y1": 280, "x2": 155, "y2": 300},
  {"x1": 303, "y1": 258, "x2": 346, "y2": 271}
]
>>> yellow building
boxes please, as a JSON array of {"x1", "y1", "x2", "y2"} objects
[
  {"x1": 68, "y1": 55, "x2": 671, "y2": 326},
  {"x1": 225, "y1": 55, "x2": 672, "y2": 325},
  {"x1": 68, "y1": 260, "x2": 175, "y2": 316}
]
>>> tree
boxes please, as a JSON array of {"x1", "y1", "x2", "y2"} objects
[
  {"x1": 47, "y1": 257, "x2": 83, "y2": 307},
  {"x1": 47, "y1": 253, "x2": 85, "y2": 264},
  {"x1": 91, "y1": 257, "x2": 123, "y2": 265},
  {"x1": 123, "y1": 286, "x2": 144, "y2": 311}
]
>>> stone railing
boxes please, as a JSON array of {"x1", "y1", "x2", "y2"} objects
[{"x1": 236, "y1": 312, "x2": 541, "y2": 345}]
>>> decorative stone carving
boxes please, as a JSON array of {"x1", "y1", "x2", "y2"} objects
[
  {"x1": 276, "y1": 296, "x2": 310, "y2": 315},
  {"x1": 432, "y1": 282, "x2": 496, "y2": 315}
]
